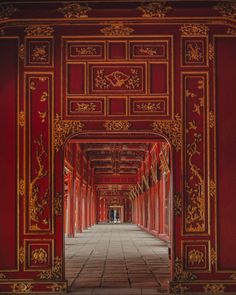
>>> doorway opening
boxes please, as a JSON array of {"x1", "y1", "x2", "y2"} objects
[{"x1": 63, "y1": 137, "x2": 172, "y2": 292}]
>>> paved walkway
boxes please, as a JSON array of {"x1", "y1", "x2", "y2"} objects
[{"x1": 65, "y1": 223, "x2": 170, "y2": 294}]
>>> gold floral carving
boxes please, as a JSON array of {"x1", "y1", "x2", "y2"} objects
[
  {"x1": 100, "y1": 22, "x2": 134, "y2": 36},
  {"x1": 208, "y1": 43, "x2": 215, "y2": 61},
  {"x1": 54, "y1": 193, "x2": 62, "y2": 216},
  {"x1": 209, "y1": 111, "x2": 215, "y2": 128},
  {"x1": 19, "y1": 179, "x2": 25, "y2": 196},
  {"x1": 54, "y1": 114, "x2": 84, "y2": 152},
  {"x1": 186, "y1": 43, "x2": 203, "y2": 62},
  {"x1": 180, "y1": 24, "x2": 209, "y2": 36},
  {"x1": 0, "y1": 273, "x2": 6, "y2": 279},
  {"x1": 173, "y1": 193, "x2": 182, "y2": 216},
  {"x1": 0, "y1": 5, "x2": 17, "y2": 20},
  {"x1": 38, "y1": 256, "x2": 62, "y2": 280},
  {"x1": 19, "y1": 247, "x2": 25, "y2": 264},
  {"x1": 95, "y1": 69, "x2": 140, "y2": 89},
  {"x1": 30, "y1": 134, "x2": 48, "y2": 228},
  {"x1": 104, "y1": 120, "x2": 131, "y2": 131},
  {"x1": 47, "y1": 283, "x2": 67, "y2": 292},
  {"x1": 38, "y1": 111, "x2": 47, "y2": 123},
  {"x1": 211, "y1": 248, "x2": 217, "y2": 265},
  {"x1": 214, "y1": 2, "x2": 236, "y2": 19},
  {"x1": 57, "y1": 3, "x2": 91, "y2": 18},
  {"x1": 19, "y1": 111, "x2": 25, "y2": 127},
  {"x1": 138, "y1": 47, "x2": 158, "y2": 56},
  {"x1": 210, "y1": 179, "x2": 216, "y2": 198},
  {"x1": 174, "y1": 257, "x2": 197, "y2": 281},
  {"x1": 19, "y1": 44, "x2": 24, "y2": 60},
  {"x1": 170, "y1": 283, "x2": 189, "y2": 294},
  {"x1": 137, "y1": 2, "x2": 171, "y2": 17},
  {"x1": 32, "y1": 46, "x2": 48, "y2": 62},
  {"x1": 227, "y1": 27, "x2": 236, "y2": 35},
  {"x1": 76, "y1": 102, "x2": 96, "y2": 112},
  {"x1": 11, "y1": 283, "x2": 33, "y2": 293},
  {"x1": 32, "y1": 248, "x2": 48, "y2": 264},
  {"x1": 203, "y1": 284, "x2": 225, "y2": 293},
  {"x1": 25, "y1": 25, "x2": 54, "y2": 37},
  {"x1": 188, "y1": 249, "x2": 204, "y2": 265},
  {"x1": 76, "y1": 46, "x2": 97, "y2": 56},
  {"x1": 137, "y1": 102, "x2": 160, "y2": 112},
  {"x1": 152, "y1": 114, "x2": 182, "y2": 151}
]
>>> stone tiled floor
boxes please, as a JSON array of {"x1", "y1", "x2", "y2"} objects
[{"x1": 65, "y1": 223, "x2": 170, "y2": 294}]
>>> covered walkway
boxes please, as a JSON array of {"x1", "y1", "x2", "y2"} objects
[{"x1": 65, "y1": 224, "x2": 170, "y2": 294}]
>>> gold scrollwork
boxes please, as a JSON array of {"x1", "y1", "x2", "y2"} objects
[
  {"x1": 211, "y1": 248, "x2": 217, "y2": 265},
  {"x1": 208, "y1": 43, "x2": 215, "y2": 61},
  {"x1": 19, "y1": 111, "x2": 25, "y2": 127},
  {"x1": 32, "y1": 45, "x2": 48, "y2": 62},
  {"x1": 100, "y1": 22, "x2": 134, "y2": 36},
  {"x1": 38, "y1": 111, "x2": 47, "y2": 123},
  {"x1": 57, "y1": 3, "x2": 91, "y2": 18},
  {"x1": 38, "y1": 256, "x2": 62, "y2": 280},
  {"x1": 173, "y1": 193, "x2": 182, "y2": 216},
  {"x1": 47, "y1": 283, "x2": 67, "y2": 292},
  {"x1": 40, "y1": 91, "x2": 48, "y2": 102},
  {"x1": 203, "y1": 284, "x2": 225, "y2": 293},
  {"x1": 11, "y1": 283, "x2": 33, "y2": 293},
  {"x1": 76, "y1": 102, "x2": 96, "y2": 112},
  {"x1": 214, "y1": 2, "x2": 236, "y2": 19},
  {"x1": 180, "y1": 24, "x2": 209, "y2": 36},
  {"x1": 0, "y1": 273, "x2": 6, "y2": 279},
  {"x1": 188, "y1": 249, "x2": 204, "y2": 265},
  {"x1": 19, "y1": 246, "x2": 25, "y2": 264},
  {"x1": 174, "y1": 257, "x2": 197, "y2": 281},
  {"x1": 19, "y1": 179, "x2": 25, "y2": 196},
  {"x1": 32, "y1": 248, "x2": 48, "y2": 264},
  {"x1": 138, "y1": 47, "x2": 158, "y2": 56},
  {"x1": 25, "y1": 25, "x2": 54, "y2": 37},
  {"x1": 227, "y1": 27, "x2": 236, "y2": 35},
  {"x1": 170, "y1": 283, "x2": 189, "y2": 294},
  {"x1": 137, "y1": 102, "x2": 160, "y2": 112},
  {"x1": 54, "y1": 114, "x2": 84, "y2": 152},
  {"x1": 152, "y1": 114, "x2": 182, "y2": 151},
  {"x1": 54, "y1": 193, "x2": 62, "y2": 216},
  {"x1": 186, "y1": 43, "x2": 203, "y2": 62},
  {"x1": 19, "y1": 44, "x2": 24, "y2": 60},
  {"x1": 137, "y1": 2, "x2": 171, "y2": 17},
  {"x1": 0, "y1": 5, "x2": 17, "y2": 20},
  {"x1": 104, "y1": 120, "x2": 131, "y2": 131},
  {"x1": 209, "y1": 111, "x2": 215, "y2": 128}
]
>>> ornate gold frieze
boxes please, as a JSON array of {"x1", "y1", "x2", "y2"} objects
[
  {"x1": 25, "y1": 25, "x2": 54, "y2": 37},
  {"x1": 54, "y1": 193, "x2": 62, "y2": 216},
  {"x1": 188, "y1": 249, "x2": 204, "y2": 265},
  {"x1": 104, "y1": 120, "x2": 131, "y2": 131},
  {"x1": 186, "y1": 43, "x2": 203, "y2": 62},
  {"x1": 32, "y1": 45, "x2": 48, "y2": 62},
  {"x1": 170, "y1": 283, "x2": 189, "y2": 294},
  {"x1": 152, "y1": 114, "x2": 182, "y2": 151},
  {"x1": 211, "y1": 248, "x2": 217, "y2": 265},
  {"x1": 174, "y1": 257, "x2": 197, "y2": 281},
  {"x1": 18, "y1": 111, "x2": 25, "y2": 127},
  {"x1": 57, "y1": 3, "x2": 91, "y2": 18},
  {"x1": 173, "y1": 193, "x2": 182, "y2": 216},
  {"x1": 209, "y1": 111, "x2": 215, "y2": 128},
  {"x1": 214, "y1": 2, "x2": 236, "y2": 19},
  {"x1": 11, "y1": 283, "x2": 33, "y2": 293},
  {"x1": 100, "y1": 22, "x2": 134, "y2": 36},
  {"x1": 19, "y1": 179, "x2": 25, "y2": 196},
  {"x1": 137, "y1": 102, "x2": 161, "y2": 112},
  {"x1": 47, "y1": 283, "x2": 67, "y2": 292},
  {"x1": 32, "y1": 248, "x2": 48, "y2": 264},
  {"x1": 54, "y1": 114, "x2": 84, "y2": 152},
  {"x1": 19, "y1": 246, "x2": 25, "y2": 264},
  {"x1": 137, "y1": 2, "x2": 171, "y2": 17},
  {"x1": 208, "y1": 43, "x2": 215, "y2": 61},
  {"x1": 19, "y1": 44, "x2": 24, "y2": 60},
  {"x1": 38, "y1": 256, "x2": 62, "y2": 280},
  {"x1": 0, "y1": 273, "x2": 6, "y2": 279},
  {"x1": 227, "y1": 27, "x2": 236, "y2": 35},
  {"x1": 76, "y1": 102, "x2": 96, "y2": 112},
  {"x1": 203, "y1": 284, "x2": 225, "y2": 293},
  {"x1": 180, "y1": 24, "x2": 209, "y2": 36},
  {"x1": 0, "y1": 5, "x2": 17, "y2": 21},
  {"x1": 29, "y1": 134, "x2": 48, "y2": 228},
  {"x1": 210, "y1": 179, "x2": 216, "y2": 198}
]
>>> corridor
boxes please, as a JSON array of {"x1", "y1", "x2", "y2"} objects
[{"x1": 65, "y1": 224, "x2": 170, "y2": 295}]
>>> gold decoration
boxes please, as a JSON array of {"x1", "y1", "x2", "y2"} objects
[
  {"x1": 19, "y1": 44, "x2": 24, "y2": 60},
  {"x1": 47, "y1": 283, "x2": 67, "y2": 292},
  {"x1": 210, "y1": 179, "x2": 216, "y2": 198},
  {"x1": 188, "y1": 249, "x2": 204, "y2": 265},
  {"x1": 0, "y1": 273, "x2": 6, "y2": 279},
  {"x1": 138, "y1": 47, "x2": 158, "y2": 56},
  {"x1": 186, "y1": 43, "x2": 203, "y2": 62},
  {"x1": 57, "y1": 3, "x2": 91, "y2": 18},
  {"x1": 227, "y1": 27, "x2": 236, "y2": 35},
  {"x1": 137, "y1": 2, "x2": 171, "y2": 17},
  {"x1": 180, "y1": 24, "x2": 209, "y2": 36},
  {"x1": 11, "y1": 283, "x2": 33, "y2": 293},
  {"x1": 152, "y1": 114, "x2": 182, "y2": 151},
  {"x1": 30, "y1": 80, "x2": 36, "y2": 91},
  {"x1": 30, "y1": 134, "x2": 48, "y2": 228},
  {"x1": 54, "y1": 193, "x2": 62, "y2": 216},
  {"x1": 209, "y1": 111, "x2": 215, "y2": 128},
  {"x1": 211, "y1": 248, "x2": 217, "y2": 265},
  {"x1": 173, "y1": 193, "x2": 182, "y2": 216},
  {"x1": 203, "y1": 284, "x2": 225, "y2": 293},
  {"x1": 75, "y1": 46, "x2": 97, "y2": 56},
  {"x1": 40, "y1": 91, "x2": 48, "y2": 102},
  {"x1": 19, "y1": 111, "x2": 25, "y2": 127},
  {"x1": 38, "y1": 256, "x2": 62, "y2": 280},
  {"x1": 54, "y1": 114, "x2": 84, "y2": 152},
  {"x1": 230, "y1": 273, "x2": 236, "y2": 280},
  {"x1": 19, "y1": 247, "x2": 25, "y2": 264},
  {"x1": 170, "y1": 283, "x2": 189, "y2": 294},
  {"x1": 174, "y1": 257, "x2": 197, "y2": 281},
  {"x1": 32, "y1": 45, "x2": 48, "y2": 62},
  {"x1": 32, "y1": 248, "x2": 48, "y2": 264},
  {"x1": 25, "y1": 25, "x2": 54, "y2": 37},
  {"x1": 214, "y1": 2, "x2": 236, "y2": 19},
  {"x1": 76, "y1": 102, "x2": 96, "y2": 112},
  {"x1": 0, "y1": 5, "x2": 17, "y2": 20},
  {"x1": 208, "y1": 43, "x2": 215, "y2": 61},
  {"x1": 104, "y1": 120, "x2": 131, "y2": 131},
  {"x1": 38, "y1": 111, "x2": 47, "y2": 123},
  {"x1": 19, "y1": 179, "x2": 25, "y2": 196},
  {"x1": 100, "y1": 22, "x2": 134, "y2": 36},
  {"x1": 137, "y1": 102, "x2": 161, "y2": 112}
]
